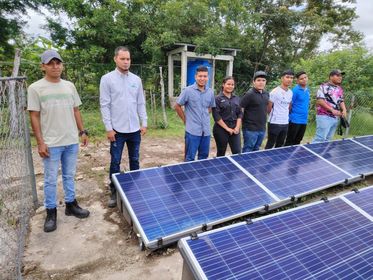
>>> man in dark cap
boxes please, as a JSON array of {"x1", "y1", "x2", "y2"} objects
[
  {"x1": 312, "y1": 70, "x2": 347, "y2": 143},
  {"x1": 265, "y1": 70, "x2": 294, "y2": 149},
  {"x1": 240, "y1": 71, "x2": 269, "y2": 152},
  {"x1": 27, "y1": 49, "x2": 90, "y2": 232}
]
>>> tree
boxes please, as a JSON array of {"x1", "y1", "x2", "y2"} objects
[
  {"x1": 0, "y1": 0, "x2": 46, "y2": 60},
  {"x1": 42, "y1": 0, "x2": 362, "y2": 82}
]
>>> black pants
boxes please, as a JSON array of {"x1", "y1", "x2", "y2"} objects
[
  {"x1": 265, "y1": 123, "x2": 288, "y2": 149},
  {"x1": 285, "y1": 122, "x2": 307, "y2": 146},
  {"x1": 213, "y1": 124, "x2": 241, "y2": 157}
]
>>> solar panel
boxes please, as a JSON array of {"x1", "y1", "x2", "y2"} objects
[
  {"x1": 343, "y1": 186, "x2": 373, "y2": 218},
  {"x1": 353, "y1": 135, "x2": 373, "y2": 150},
  {"x1": 305, "y1": 139, "x2": 373, "y2": 176},
  {"x1": 113, "y1": 157, "x2": 276, "y2": 249},
  {"x1": 179, "y1": 189, "x2": 373, "y2": 280},
  {"x1": 230, "y1": 146, "x2": 351, "y2": 199}
]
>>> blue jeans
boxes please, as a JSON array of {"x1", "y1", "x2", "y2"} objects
[
  {"x1": 43, "y1": 143, "x2": 79, "y2": 209},
  {"x1": 312, "y1": 115, "x2": 338, "y2": 143},
  {"x1": 185, "y1": 132, "x2": 210, "y2": 161},
  {"x1": 242, "y1": 129, "x2": 265, "y2": 153},
  {"x1": 110, "y1": 130, "x2": 141, "y2": 193}
]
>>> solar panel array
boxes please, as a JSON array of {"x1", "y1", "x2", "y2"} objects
[
  {"x1": 113, "y1": 135, "x2": 373, "y2": 249},
  {"x1": 231, "y1": 145, "x2": 349, "y2": 199},
  {"x1": 179, "y1": 186, "x2": 373, "y2": 280},
  {"x1": 114, "y1": 157, "x2": 276, "y2": 246},
  {"x1": 354, "y1": 135, "x2": 373, "y2": 150},
  {"x1": 306, "y1": 139, "x2": 373, "y2": 176}
]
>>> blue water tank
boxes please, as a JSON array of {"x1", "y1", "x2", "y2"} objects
[{"x1": 187, "y1": 59, "x2": 212, "y2": 88}]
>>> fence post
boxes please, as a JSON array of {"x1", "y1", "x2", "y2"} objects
[
  {"x1": 9, "y1": 49, "x2": 21, "y2": 136},
  {"x1": 345, "y1": 95, "x2": 355, "y2": 137},
  {"x1": 159, "y1": 66, "x2": 168, "y2": 128}
]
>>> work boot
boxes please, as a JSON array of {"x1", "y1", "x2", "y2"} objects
[
  {"x1": 108, "y1": 192, "x2": 117, "y2": 208},
  {"x1": 44, "y1": 208, "x2": 57, "y2": 232},
  {"x1": 65, "y1": 199, "x2": 90, "y2": 218}
]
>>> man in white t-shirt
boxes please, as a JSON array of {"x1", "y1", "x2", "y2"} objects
[
  {"x1": 27, "y1": 50, "x2": 90, "y2": 232},
  {"x1": 265, "y1": 70, "x2": 294, "y2": 149}
]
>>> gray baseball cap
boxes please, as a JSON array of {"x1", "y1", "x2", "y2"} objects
[
  {"x1": 253, "y1": 71, "x2": 267, "y2": 80},
  {"x1": 40, "y1": 49, "x2": 63, "y2": 64}
]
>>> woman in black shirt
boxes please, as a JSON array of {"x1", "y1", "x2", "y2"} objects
[{"x1": 212, "y1": 76, "x2": 243, "y2": 157}]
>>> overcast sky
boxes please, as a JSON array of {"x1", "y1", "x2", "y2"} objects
[{"x1": 24, "y1": 1, "x2": 373, "y2": 52}]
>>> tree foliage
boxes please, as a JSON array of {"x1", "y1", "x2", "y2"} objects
[
  {"x1": 0, "y1": 0, "x2": 48, "y2": 60},
  {"x1": 44, "y1": 0, "x2": 361, "y2": 77}
]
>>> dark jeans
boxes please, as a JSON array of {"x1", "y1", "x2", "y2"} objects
[
  {"x1": 265, "y1": 123, "x2": 288, "y2": 149},
  {"x1": 109, "y1": 130, "x2": 141, "y2": 193},
  {"x1": 184, "y1": 132, "x2": 210, "y2": 161},
  {"x1": 285, "y1": 122, "x2": 307, "y2": 146},
  {"x1": 213, "y1": 124, "x2": 241, "y2": 157}
]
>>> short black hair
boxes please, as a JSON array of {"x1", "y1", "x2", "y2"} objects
[
  {"x1": 295, "y1": 71, "x2": 307, "y2": 79},
  {"x1": 281, "y1": 69, "x2": 294, "y2": 77},
  {"x1": 196, "y1": 66, "x2": 209, "y2": 73},
  {"x1": 114, "y1": 46, "x2": 130, "y2": 56}
]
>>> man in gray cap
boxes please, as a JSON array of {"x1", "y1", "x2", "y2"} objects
[
  {"x1": 27, "y1": 49, "x2": 90, "y2": 232},
  {"x1": 312, "y1": 69, "x2": 347, "y2": 142},
  {"x1": 240, "y1": 71, "x2": 269, "y2": 152}
]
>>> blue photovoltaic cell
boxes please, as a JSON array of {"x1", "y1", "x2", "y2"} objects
[
  {"x1": 354, "y1": 135, "x2": 373, "y2": 150},
  {"x1": 185, "y1": 198, "x2": 373, "y2": 280},
  {"x1": 306, "y1": 139, "x2": 373, "y2": 176},
  {"x1": 231, "y1": 146, "x2": 350, "y2": 199},
  {"x1": 344, "y1": 187, "x2": 373, "y2": 217},
  {"x1": 115, "y1": 157, "x2": 274, "y2": 243}
]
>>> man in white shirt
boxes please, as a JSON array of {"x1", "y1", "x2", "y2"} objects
[
  {"x1": 100, "y1": 46, "x2": 148, "y2": 207},
  {"x1": 265, "y1": 70, "x2": 294, "y2": 149}
]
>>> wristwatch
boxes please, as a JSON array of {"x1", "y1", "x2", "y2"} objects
[{"x1": 79, "y1": 129, "x2": 89, "y2": 137}]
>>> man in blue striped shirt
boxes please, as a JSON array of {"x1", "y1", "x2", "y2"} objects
[{"x1": 100, "y1": 46, "x2": 148, "y2": 207}]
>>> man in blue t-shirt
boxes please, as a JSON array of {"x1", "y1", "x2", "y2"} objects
[{"x1": 285, "y1": 71, "x2": 310, "y2": 146}]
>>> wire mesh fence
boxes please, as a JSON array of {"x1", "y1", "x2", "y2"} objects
[{"x1": 0, "y1": 77, "x2": 37, "y2": 280}]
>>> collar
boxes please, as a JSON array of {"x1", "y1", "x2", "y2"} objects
[
  {"x1": 115, "y1": 68, "x2": 130, "y2": 77},
  {"x1": 192, "y1": 83, "x2": 206, "y2": 92},
  {"x1": 219, "y1": 92, "x2": 236, "y2": 98}
]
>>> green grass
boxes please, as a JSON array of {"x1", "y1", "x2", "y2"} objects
[
  {"x1": 32, "y1": 107, "x2": 373, "y2": 143},
  {"x1": 81, "y1": 108, "x2": 186, "y2": 140}
]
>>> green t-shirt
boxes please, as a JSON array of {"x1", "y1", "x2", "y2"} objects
[{"x1": 27, "y1": 78, "x2": 82, "y2": 147}]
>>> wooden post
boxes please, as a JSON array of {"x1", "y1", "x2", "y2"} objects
[
  {"x1": 159, "y1": 67, "x2": 168, "y2": 128},
  {"x1": 9, "y1": 49, "x2": 21, "y2": 137}
]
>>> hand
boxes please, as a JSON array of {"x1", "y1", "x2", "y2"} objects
[
  {"x1": 80, "y1": 134, "x2": 88, "y2": 147},
  {"x1": 341, "y1": 110, "x2": 347, "y2": 118},
  {"x1": 233, "y1": 127, "x2": 240, "y2": 134},
  {"x1": 38, "y1": 143, "x2": 49, "y2": 158},
  {"x1": 226, "y1": 128, "x2": 234, "y2": 135},
  {"x1": 107, "y1": 130, "x2": 116, "y2": 142},
  {"x1": 140, "y1": 127, "x2": 147, "y2": 136},
  {"x1": 331, "y1": 109, "x2": 342, "y2": 117}
]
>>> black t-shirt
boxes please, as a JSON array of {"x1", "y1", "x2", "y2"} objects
[
  {"x1": 240, "y1": 87, "x2": 269, "y2": 131},
  {"x1": 212, "y1": 93, "x2": 243, "y2": 128}
]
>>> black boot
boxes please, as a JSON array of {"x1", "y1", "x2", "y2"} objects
[
  {"x1": 44, "y1": 208, "x2": 57, "y2": 232},
  {"x1": 65, "y1": 199, "x2": 90, "y2": 218},
  {"x1": 108, "y1": 191, "x2": 117, "y2": 208}
]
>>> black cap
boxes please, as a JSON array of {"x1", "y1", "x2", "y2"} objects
[
  {"x1": 253, "y1": 71, "x2": 267, "y2": 80},
  {"x1": 281, "y1": 69, "x2": 294, "y2": 77},
  {"x1": 329, "y1": 69, "x2": 345, "y2": 77}
]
